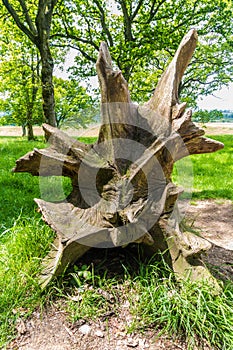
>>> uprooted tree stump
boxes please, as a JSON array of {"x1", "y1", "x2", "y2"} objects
[{"x1": 14, "y1": 29, "x2": 224, "y2": 288}]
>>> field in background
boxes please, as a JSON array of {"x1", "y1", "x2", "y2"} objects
[{"x1": 0, "y1": 122, "x2": 233, "y2": 138}]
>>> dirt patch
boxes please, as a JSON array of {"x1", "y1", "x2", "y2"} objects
[
  {"x1": 8, "y1": 304, "x2": 192, "y2": 350},
  {"x1": 0, "y1": 126, "x2": 44, "y2": 137},
  {"x1": 185, "y1": 199, "x2": 233, "y2": 281},
  {"x1": 202, "y1": 122, "x2": 233, "y2": 135},
  {"x1": 185, "y1": 200, "x2": 233, "y2": 250},
  {"x1": 7, "y1": 200, "x2": 232, "y2": 350},
  {"x1": 0, "y1": 125, "x2": 98, "y2": 138}
]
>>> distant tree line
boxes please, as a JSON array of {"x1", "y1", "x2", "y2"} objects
[
  {"x1": 192, "y1": 109, "x2": 233, "y2": 123},
  {"x1": 221, "y1": 110, "x2": 233, "y2": 122}
]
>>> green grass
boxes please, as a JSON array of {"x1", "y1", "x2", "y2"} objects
[
  {"x1": 0, "y1": 135, "x2": 98, "y2": 346},
  {"x1": 0, "y1": 137, "x2": 55, "y2": 345},
  {"x1": 173, "y1": 135, "x2": 233, "y2": 200},
  {"x1": 0, "y1": 137, "x2": 46, "y2": 232},
  {"x1": 0, "y1": 216, "x2": 54, "y2": 346},
  {"x1": 0, "y1": 134, "x2": 232, "y2": 349},
  {"x1": 57, "y1": 254, "x2": 233, "y2": 350},
  {"x1": 77, "y1": 136, "x2": 97, "y2": 144},
  {"x1": 128, "y1": 258, "x2": 233, "y2": 350},
  {"x1": 0, "y1": 136, "x2": 96, "y2": 233}
]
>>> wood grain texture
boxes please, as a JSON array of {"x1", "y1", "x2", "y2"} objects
[{"x1": 13, "y1": 30, "x2": 223, "y2": 289}]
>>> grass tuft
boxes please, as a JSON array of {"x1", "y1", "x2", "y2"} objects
[
  {"x1": 127, "y1": 257, "x2": 233, "y2": 349},
  {"x1": 0, "y1": 216, "x2": 54, "y2": 346}
]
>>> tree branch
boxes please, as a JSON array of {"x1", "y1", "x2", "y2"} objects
[
  {"x1": 131, "y1": 0, "x2": 144, "y2": 20},
  {"x1": 149, "y1": 0, "x2": 166, "y2": 22},
  {"x1": 67, "y1": 44, "x2": 96, "y2": 63},
  {"x1": 2, "y1": 0, "x2": 36, "y2": 43},
  {"x1": 51, "y1": 31, "x2": 99, "y2": 51},
  {"x1": 117, "y1": 0, "x2": 133, "y2": 41},
  {"x1": 18, "y1": 0, "x2": 37, "y2": 35},
  {"x1": 93, "y1": 0, "x2": 114, "y2": 47}
]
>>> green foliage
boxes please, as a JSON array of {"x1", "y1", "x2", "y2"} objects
[
  {"x1": 0, "y1": 25, "x2": 43, "y2": 138},
  {"x1": 54, "y1": 77, "x2": 96, "y2": 128},
  {"x1": 128, "y1": 258, "x2": 233, "y2": 349},
  {"x1": 54, "y1": 0, "x2": 233, "y2": 104},
  {"x1": 192, "y1": 109, "x2": 224, "y2": 123},
  {"x1": 2, "y1": 0, "x2": 232, "y2": 116},
  {"x1": 1, "y1": 0, "x2": 65, "y2": 127}
]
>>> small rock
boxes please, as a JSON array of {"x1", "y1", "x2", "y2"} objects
[
  {"x1": 95, "y1": 330, "x2": 104, "y2": 338},
  {"x1": 139, "y1": 339, "x2": 150, "y2": 348},
  {"x1": 127, "y1": 338, "x2": 139, "y2": 348},
  {"x1": 116, "y1": 339, "x2": 125, "y2": 348},
  {"x1": 79, "y1": 324, "x2": 91, "y2": 335},
  {"x1": 16, "y1": 318, "x2": 27, "y2": 335}
]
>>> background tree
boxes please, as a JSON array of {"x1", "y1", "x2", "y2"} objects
[
  {"x1": 0, "y1": 29, "x2": 43, "y2": 140},
  {"x1": 2, "y1": 0, "x2": 58, "y2": 126},
  {"x1": 54, "y1": 77, "x2": 96, "y2": 128},
  {"x1": 192, "y1": 109, "x2": 224, "y2": 124},
  {"x1": 53, "y1": 0, "x2": 233, "y2": 105}
]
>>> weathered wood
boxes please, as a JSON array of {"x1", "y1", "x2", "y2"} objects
[{"x1": 13, "y1": 29, "x2": 224, "y2": 288}]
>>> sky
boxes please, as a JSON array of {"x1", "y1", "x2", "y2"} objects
[{"x1": 197, "y1": 83, "x2": 233, "y2": 111}]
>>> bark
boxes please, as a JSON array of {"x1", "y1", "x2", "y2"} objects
[
  {"x1": 22, "y1": 124, "x2": 26, "y2": 137},
  {"x1": 38, "y1": 44, "x2": 56, "y2": 127},
  {"x1": 13, "y1": 30, "x2": 224, "y2": 289},
  {"x1": 35, "y1": 1, "x2": 57, "y2": 127},
  {"x1": 27, "y1": 122, "x2": 34, "y2": 141},
  {"x1": 2, "y1": 0, "x2": 57, "y2": 127}
]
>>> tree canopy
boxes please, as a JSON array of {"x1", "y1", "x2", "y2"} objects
[
  {"x1": 54, "y1": 77, "x2": 96, "y2": 128},
  {"x1": 0, "y1": 0, "x2": 232, "y2": 129},
  {"x1": 53, "y1": 0, "x2": 233, "y2": 104},
  {"x1": 192, "y1": 109, "x2": 224, "y2": 123},
  {"x1": 0, "y1": 18, "x2": 43, "y2": 139}
]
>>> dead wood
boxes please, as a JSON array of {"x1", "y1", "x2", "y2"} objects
[{"x1": 13, "y1": 29, "x2": 223, "y2": 289}]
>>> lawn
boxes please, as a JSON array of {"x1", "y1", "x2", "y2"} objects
[
  {"x1": 172, "y1": 135, "x2": 233, "y2": 200},
  {"x1": 0, "y1": 134, "x2": 232, "y2": 349},
  {"x1": 191, "y1": 135, "x2": 233, "y2": 199}
]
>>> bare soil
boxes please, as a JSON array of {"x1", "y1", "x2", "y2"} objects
[{"x1": 4, "y1": 124, "x2": 233, "y2": 350}]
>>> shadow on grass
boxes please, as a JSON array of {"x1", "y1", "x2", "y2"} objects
[{"x1": 192, "y1": 189, "x2": 233, "y2": 200}]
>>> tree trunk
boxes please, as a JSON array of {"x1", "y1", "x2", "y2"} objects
[
  {"x1": 13, "y1": 30, "x2": 224, "y2": 289},
  {"x1": 22, "y1": 124, "x2": 26, "y2": 137},
  {"x1": 38, "y1": 41, "x2": 56, "y2": 127},
  {"x1": 36, "y1": 2, "x2": 57, "y2": 127},
  {"x1": 27, "y1": 122, "x2": 34, "y2": 141},
  {"x1": 2, "y1": 0, "x2": 57, "y2": 128}
]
